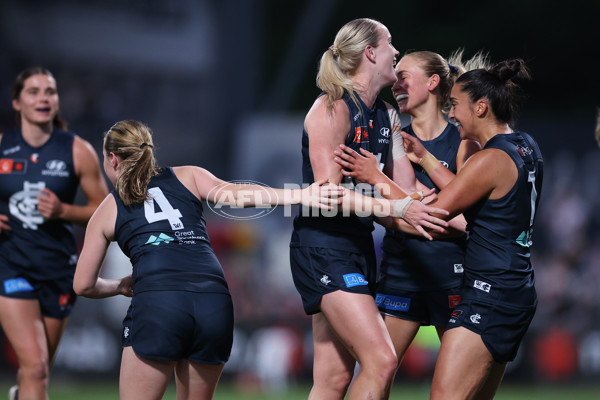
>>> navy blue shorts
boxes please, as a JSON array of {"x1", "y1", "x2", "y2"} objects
[
  {"x1": 122, "y1": 290, "x2": 233, "y2": 365},
  {"x1": 445, "y1": 296, "x2": 536, "y2": 363},
  {"x1": 289, "y1": 246, "x2": 377, "y2": 315},
  {"x1": 375, "y1": 286, "x2": 462, "y2": 326},
  {"x1": 0, "y1": 273, "x2": 76, "y2": 319}
]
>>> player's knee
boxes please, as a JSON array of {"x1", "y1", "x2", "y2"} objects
[
  {"x1": 315, "y1": 368, "x2": 353, "y2": 394},
  {"x1": 20, "y1": 359, "x2": 49, "y2": 383},
  {"x1": 362, "y1": 347, "x2": 397, "y2": 382}
]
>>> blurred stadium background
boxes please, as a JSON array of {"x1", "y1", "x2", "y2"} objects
[{"x1": 1, "y1": 0, "x2": 599, "y2": 397}]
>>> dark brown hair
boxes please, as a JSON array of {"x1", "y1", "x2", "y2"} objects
[{"x1": 12, "y1": 66, "x2": 67, "y2": 130}]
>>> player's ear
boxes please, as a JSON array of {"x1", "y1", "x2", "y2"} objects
[{"x1": 110, "y1": 152, "x2": 119, "y2": 169}]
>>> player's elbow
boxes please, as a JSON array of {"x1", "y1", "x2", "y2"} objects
[{"x1": 73, "y1": 276, "x2": 94, "y2": 297}]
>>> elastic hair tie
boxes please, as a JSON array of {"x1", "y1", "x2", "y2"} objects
[
  {"x1": 140, "y1": 143, "x2": 152, "y2": 149},
  {"x1": 448, "y1": 64, "x2": 459, "y2": 72},
  {"x1": 329, "y1": 45, "x2": 339, "y2": 57}
]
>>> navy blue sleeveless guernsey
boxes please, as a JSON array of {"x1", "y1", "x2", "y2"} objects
[
  {"x1": 463, "y1": 132, "x2": 543, "y2": 304},
  {"x1": 291, "y1": 92, "x2": 392, "y2": 251},
  {"x1": 0, "y1": 128, "x2": 79, "y2": 279},
  {"x1": 113, "y1": 168, "x2": 229, "y2": 295},
  {"x1": 380, "y1": 123, "x2": 466, "y2": 290}
]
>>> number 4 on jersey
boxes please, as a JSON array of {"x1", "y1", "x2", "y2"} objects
[{"x1": 144, "y1": 187, "x2": 184, "y2": 230}]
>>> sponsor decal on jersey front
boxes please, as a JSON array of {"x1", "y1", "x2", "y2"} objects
[
  {"x1": 343, "y1": 273, "x2": 368, "y2": 288},
  {"x1": 375, "y1": 294, "x2": 411, "y2": 311},
  {"x1": 454, "y1": 263, "x2": 464, "y2": 273},
  {"x1": 0, "y1": 158, "x2": 26, "y2": 174},
  {"x1": 320, "y1": 275, "x2": 331, "y2": 285},
  {"x1": 42, "y1": 159, "x2": 70, "y2": 177}
]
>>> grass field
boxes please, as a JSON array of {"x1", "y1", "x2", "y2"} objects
[{"x1": 2, "y1": 381, "x2": 599, "y2": 399}]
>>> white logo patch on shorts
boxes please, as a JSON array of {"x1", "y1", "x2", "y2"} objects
[{"x1": 473, "y1": 280, "x2": 492, "y2": 293}]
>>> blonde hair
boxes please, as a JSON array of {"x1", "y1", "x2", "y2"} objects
[
  {"x1": 447, "y1": 48, "x2": 491, "y2": 76},
  {"x1": 104, "y1": 120, "x2": 158, "y2": 206},
  {"x1": 402, "y1": 49, "x2": 492, "y2": 114},
  {"x1": 317, "y1": 18, "x2": 384, "y2": 110},
  {"x1": 402, "y1": 51, "x2": 460, "y2": 114}
]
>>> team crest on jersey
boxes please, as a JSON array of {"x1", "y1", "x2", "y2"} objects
[
  {"x1": 30, "y1": 153, "x2": 39, "y2": 163},
  {"x1": 0, "y1": 158, "x2": 26, "y2": 174},
  {"x1": 9, "y1": 181, "x2": 45, "y2": 229}
]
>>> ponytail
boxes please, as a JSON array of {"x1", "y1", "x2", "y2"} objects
[
  {"x1": 104, "y1": 120, "x2": 158, "y2": 206},
  {"x1": 317, "y1": 18, "x2": 383, "y2": 111}
]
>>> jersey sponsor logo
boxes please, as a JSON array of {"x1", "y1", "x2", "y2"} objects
[
  {"x1": 0, "y1": 158, "x2": 26, "y2": 174},
  {"x1": 343, "y1": 273, "x2": 368, "y2": 288},
  {"x1": 123, "y1": 327, "x2": 130, "y2": 338},
  {"x1": 144, "y1": 233, "x2": 175, "y2": 245},
  {"x1": 2, "y1": 145, "x2": 20, "y2": 156},
  {"x1": 469, "y1": 313, "x2": 482, "y2": 324},
  {"x1": 453, "y1": 263, "x2": 464, "y2": 273},
  {"x1": 353, "y1": 127, "x2": 362, "y2": 143},
  {"x1": 320, "y1": 275, "x2": 331, "y2": 285},
  {"x1": 42, "y1": 159, "x2": 70, "y2": 177},
  {"x1": 448, "y1": 295, "x2": 462, "y2": 308},
  {"x1": 207, "y1": 180, "x2": 277, "y2": 220},
  {"x1": 441, "y1": 160, "x2": 449, "y2": 168},
  {"x1": 474, "y1": 280, "x2": 492, "y2": 293},
  {"x1": 375, "y1": 293, "x2": 410, "y2": 311},
  {"x1": 4, "y1": 278, "x2": 34, "y2": 294},
  {"x1": 30, "y1": 153, "x2": 39, "y2": 163},
  {"x1": 380, "y1": 127, "x2": 390, "y2": 138},
  {"x1": 10, "y1": 181, "x2": 45, "y2": 229}
]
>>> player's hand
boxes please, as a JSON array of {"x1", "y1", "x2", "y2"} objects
[
  {"x1": 302, "y1": 179, "x2": 344, "y2": 210},
  {"x1": 401, "y1": 131, "x2": 428, "y2": 164},
  {"x1": 403, "y1": 200, "x2": 449, "y2": 241},
  {"x1": 37, "y1": 188, "x2": 63, "y2": 219},
  {"x1": 0, "y1": 214, "x2": 11, "y2": 234},
  {"x1": 118, "y1": 275, "x2": 134, "y2": 297},
  {"x1": 334, "y1": 144, "x2": 381, "y2": 184}
]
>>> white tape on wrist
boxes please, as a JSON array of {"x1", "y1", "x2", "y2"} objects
[
  {"x1": 391, "y1": 131, "x2": 406, "y2": 160},
  {"x1": 392, "y1": 197, "x2": 415, "y2": 219}
]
